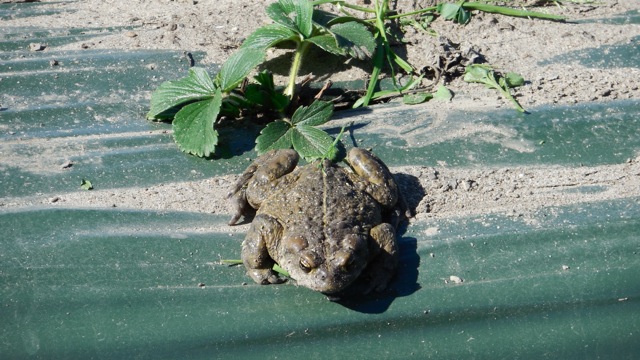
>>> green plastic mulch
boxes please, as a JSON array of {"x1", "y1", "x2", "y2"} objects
[{"x1": 1, "y1": 2, "x2": 639, "y2": 359}]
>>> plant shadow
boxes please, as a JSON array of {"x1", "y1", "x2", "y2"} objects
[
  {"x1": 261, "y1": 45, "x2": 372, "y2": 82},
  {"x1": 212, "y1": 120, "x2": 263, "y2": 159}
]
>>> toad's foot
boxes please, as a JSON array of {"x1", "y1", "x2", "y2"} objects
[{"x1": 363, "y1": 223, "x2": 398, "y2": 293}]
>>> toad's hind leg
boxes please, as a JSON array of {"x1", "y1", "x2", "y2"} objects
[
  {"x1": 242, "y1": 214, "x2": 286, "y2": 285},
  {"x1": 228, "y1": 149, "x2": 299, "y2": 225}
]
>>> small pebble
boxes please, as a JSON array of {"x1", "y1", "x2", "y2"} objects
[{"x1": 29, "y1": 43, "x2": 46, "y2": 51}]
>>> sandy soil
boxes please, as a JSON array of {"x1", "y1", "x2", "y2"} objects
[
  {"x1": 4, "y1": 0, "x2": 637, "y2": 106},
  {"x1": 2, "y1": 0, "x2": 640, "y2": 225}
]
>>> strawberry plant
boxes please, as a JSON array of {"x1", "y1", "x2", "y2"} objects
[
  {"x1": 147, "y1": 0, "x2": 376, "y2": 160},
  {"x1": 147, "y1": 0, "x2": 565, "y2": 159}
]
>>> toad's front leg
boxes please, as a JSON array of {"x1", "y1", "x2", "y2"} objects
[
  {"x1": 242, "y1": 214, "x2": 286, "y2": 285},
  {"x1": 347, "y1": 148, "x2": 398, "y2": 208}
]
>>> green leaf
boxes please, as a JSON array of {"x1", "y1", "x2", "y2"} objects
[
  {"x1": 329, "y1": 21, "x2": 375, "y2": 59},
  {"x1": 254, "y1": 70, "x2": 275, "y2": 88},
  {"x1": 243, "y1": 84, "x2": 267, "y2": 106},
  {"x1": 505, "y1": 72, "x2": 525, "y2": 88},
  {"x1": 438, "y1": 3, "x2": 461, "y2": 20},
  {"x1": 403, "y1": 93, "x2": 433, "y2": 105},
  {"x1": 463, "y1": 64, "x2": 494, "y2": 85},
  {"x1": 217, "y1": 48, "x2": 266, "y2": 92},
  {"x1": 437, "y1": 2, "x2": 470, "y2": 24},
  {"x1": 80, "y1": 179, "x2": 93, "y2": 190},
  {"x1": 291, "y1": 125, "x2": 337, "y2": 161},
  {"x1": 433, "y1": 85, "x2": 453, "y2": 101},
  {"x1": 307, "y1": 34, "x2": 343, "y2": 56},
  {"x1": 219, "y1": 97, "x2": 242, "y2": 118},
  {"x1": 266, "y1": 0, "x2": 297, "y2": 32},
  {"x1": 311, "y1": 9, "x2": 340, "y2": 28},
  {"x1": 147, "y1": 67, "x2": 216, "y2": 119},
  {"x1": 456, "y1": 7, "x2": 471, "y2": 24},
  {"x1": 243, "y1": 71, "x2": 290, "y2": 112},
  {"x1": 464, "y1": 64, "x2": 526, "y2": 113},
  {"x1": 499, "y1": 77, "x2": 508, "y2": 90},
  {"x1": 270, "y1": 93, "x2": 291, "y2": 113},
  {"x1": 294, "y1": 0, "x2": 313, "y2": 38},
  {"x1": 172, "y1": 88, "x2": 222, "y2": 157},
  {"x1": 387, "y1": 48, "x2": 414, "y2": 73},
  {"x1": 241, "y1": 24, "x2": 298, "y2": 51},
  {"x1": 277, "y1": 0, "x2": 296, "y2": 13},
  {"x1": 290, "y1": 100, "x2": 333, "y2": 126},
  {"x1": 255, "y1": 120, "x2": 293, "y2": 155}
]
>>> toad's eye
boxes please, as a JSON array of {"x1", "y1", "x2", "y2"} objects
[
  {"x1": 299, "y1": 252, "x2": 317, "y2": 273},
  {"x1": 299, "y1": 258, "x2": 311, "y2": 272}
]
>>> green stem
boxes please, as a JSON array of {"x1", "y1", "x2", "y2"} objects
[
  {"x1": 356, "y1": 40, "x2": 384, "y2": 108},
  {"x1": 312, "y1": 0, "x2": 376, "y2": 13},
  {"x1": 385, "y1": 6, "x2": 437, "y2": 20},
  {"x1": 221, "y1": 259, "x2": 289, "y2": 276},
  {"x1": 489, "y1": 72, "x2": 526, "y2": 113},
  {"x1": 500, "y1": 88, "x2": 526, "y2": 113},
  {"x1": 370, "y1": 1, "x2": 566, "y2": 21},
  {"x1": 284, "y1": 41, "x2": 311, "y2": 98},
  {"x1": 462, "y1": 2, "x2": 565, "y2": 21},
  {"x1": 356, "y1": 0, "x2": 387, "y2": 107}
]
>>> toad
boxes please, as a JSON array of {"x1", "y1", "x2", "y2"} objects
[{"x1": 228, "y1": 148, "x2": 401, "y2": 295}]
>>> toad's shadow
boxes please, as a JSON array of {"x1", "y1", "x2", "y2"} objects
[
  {"x1": 332, "y1": 172, "x2": 425, "y2": 313},
  {"x1": 332, "y1": 234, "x2": 420, "y2": 313}
]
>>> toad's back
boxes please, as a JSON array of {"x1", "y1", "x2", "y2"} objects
[{"x1": 257, "y1": 163, "x2": 381, "y2": 243}]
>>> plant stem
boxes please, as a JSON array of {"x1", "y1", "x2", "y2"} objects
[
  {"x1": 284, "y1": 41, "x2": 311, "y2": 98},
  {"x1": 371, "y1": 2, "x2": 566, "y2": 21},
  {"x1": 312, "y1": 0, "x2": 376, "y2": 13},
  {"x1": 385, "y1": 6, "x2": 437, "y2": 20},
  {"x1": 462, "y1": 2, "x2": 565, "y2": 21},
  {"x1": 357, "y1": 40, "x2": 384, "y2": 108},
  {"x1": 500, "y1": 88, "x2": 526, "y2": 112},
  {"x1": 489, "y1": 72, "x2": 526, "y2": 113}
]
